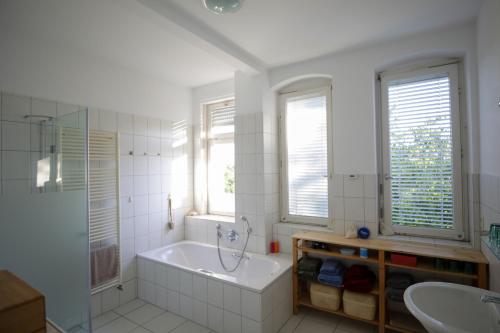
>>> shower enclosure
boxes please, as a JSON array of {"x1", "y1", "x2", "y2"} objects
[{"x1": 0, "y1": 98, "x2": 91, "y2": 332}]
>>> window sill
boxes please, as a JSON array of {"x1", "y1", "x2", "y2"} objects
[
  {"x1": 378, "y1": 235, "x2": 473, "y2": 249},
  {"x1": 186, "y1": 214, "x2": 235, "y2": 224}
]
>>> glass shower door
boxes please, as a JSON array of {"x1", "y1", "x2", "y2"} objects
[{"x1": 0, "y1": 107, "x2": 91, "y2": 332}]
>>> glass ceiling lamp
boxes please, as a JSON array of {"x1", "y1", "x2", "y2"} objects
[{"x1": 202, "y1": 0, "x2": 244, "y2": 14}]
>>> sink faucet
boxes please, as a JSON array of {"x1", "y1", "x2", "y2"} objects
[{"x1": 481, "y1": 294, "x2": 500, "y2": 304}]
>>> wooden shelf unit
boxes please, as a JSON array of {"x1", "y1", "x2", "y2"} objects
[{"x1": 292, "y1": 231, "x2": 488, "y2": 333}]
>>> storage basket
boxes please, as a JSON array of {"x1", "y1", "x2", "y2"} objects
[
  {"x1": 310, "y1": 283, "x2": 341, "y2": 311},
  {"x1": 343, "y1": 289, "x2": 377, "y2": 320}
]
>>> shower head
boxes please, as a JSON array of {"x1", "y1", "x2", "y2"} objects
[{"x1": 23, "y1": 115, "x2": 55, "y2": 122}]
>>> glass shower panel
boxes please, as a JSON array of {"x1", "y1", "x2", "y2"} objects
[{"x1": 0, "y1": 107, "x2": 90, "y2": 332}]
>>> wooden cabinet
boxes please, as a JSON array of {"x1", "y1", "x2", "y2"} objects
[
  {"x1": 0, "y1": 270, "x2": 46, "y2": 333},
  {"x1": 292, "y1": 232, "x2": 488, "y2": 333}
]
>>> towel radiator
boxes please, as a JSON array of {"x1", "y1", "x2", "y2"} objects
[{"x1": 88, "y1": 130, "x2": 121, "y2": 294}]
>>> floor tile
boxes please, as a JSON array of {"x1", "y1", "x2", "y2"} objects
[
  {"x1": 335, "y1": 318, "x2": 375, "y2": 333},
  {"x1": 143, "y1": 311, "x2": 187, "y2": 333},
  {"x1": 170, "y1": 321, "x2": 211, "y2": 333},
  {"x1": 114, "y1": 299, "x2": 146, "y2": 315},
  {"x1": 130, "y1": 327, "x2": 153, "y2": 333},
  {"x1": 278, "y1": 314, "x2": 303, "y2": 332},
  {"x1": 124, "y1": 303, "x2": 165, "y2": 325},
  {"x1": 94, "y1": 317, "x2": 138, "y2": 333},
  {"x1": 306, "y1": 309, "x2": 341, "y2": 327},
  {"x1": 294, "y1": 318, "x2": 335, "y2": 333},
  {"x1": 92, "y1": 311, "x2": 121, "y2": 329}
]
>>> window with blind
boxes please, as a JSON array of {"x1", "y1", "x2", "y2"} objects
[
  {"x1": 206, "y1": 99, "x2": 235, "y2": 216},
  {"x1": 280, "y1": 87, "x2": 332, "y2": 224},
  {"x1": 380, "y1": 64, "x2": 464, "y2": 239}
]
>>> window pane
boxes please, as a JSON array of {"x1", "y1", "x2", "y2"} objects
[
  {"x1": 286, "y1": 94, "x2": 328, "y2": 218},
  {"x1": 208, "y1": 141, "x2": 234, "y2": 214},
  {"x1": 388, "y1": 75, "x2": 454, "y2": 229}
]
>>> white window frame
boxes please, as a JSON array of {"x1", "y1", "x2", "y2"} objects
[
  {"x1": 204, "y1": 98, "x2": 235, "y2": 217},
  {"x1": 379, "y1": 63, "x2": 465, "y2": 240},
  {"x1": 279, "y1": 86, "x2": 334, "y2": 226}
]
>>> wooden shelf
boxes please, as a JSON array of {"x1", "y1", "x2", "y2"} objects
[
  {"x1": 293, "y1": 231, "x2": 488, "y2": 264},
  {"x1": 292, "y1": 231, "x2": 489, "y2": 333},
  {"x1": 385, "y1": 260, "x2": 478, "y2": 280},
  {"x1": 298, "y1": 278, "x2": 379, "y2": 295},
  {"x1": 299, "y1": 294, "x2": 379, "y2": 326},
  {"x1": 298, "y1": 246, "x2": 379, "y2": 264}
]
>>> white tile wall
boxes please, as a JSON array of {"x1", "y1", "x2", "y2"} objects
[
  {"x1": 480, "y1": 173, "x2": 500, "y2": 232},
  {"x1": 137, "y1": 257, "x2": 292, "y2": 333}
]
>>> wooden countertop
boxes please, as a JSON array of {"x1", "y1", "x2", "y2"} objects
[{"x1": 292, "y1": 231, "x2": 488, "y2": 264}]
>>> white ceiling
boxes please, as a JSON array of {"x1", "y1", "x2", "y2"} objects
[
  {"x1": 0, "y1": 0, "x2": 237, "y2": 87},
  {"x1": 170, "y1": 0, "x2": 484, "y2": 67},
  {"x1": 0, "y1": 0, "x2": 484, "y2": 89}
]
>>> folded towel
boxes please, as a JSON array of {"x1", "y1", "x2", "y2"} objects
[
  {"x1": 297, "y1": 270, "x2": 318, "y2": 281},
  {"x1": 343, "y1": 265, "x2": 375, "y2": 293},
  {"x1": 387, "y1": 273, "x2": 413, "y2": 289},
  {"x1": 319, "y1": 259, "x2": 345, "y2": 275},
  {"x1": 298, "y1": 257, "x2": 322, "y2": 272},
  {"x1": 386, "y1": 287, "x2": 405, "y2": 302},
  {"x1": 318, "y1": 273, "x2": 344, "y2": 287},
  {"x1": 91, "y1": 244, "x2": 119, "y2": 288}
]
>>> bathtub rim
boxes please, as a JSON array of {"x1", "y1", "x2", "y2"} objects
[{"x1": 137, "y1": 240, "x2": 292, "y2": 293}]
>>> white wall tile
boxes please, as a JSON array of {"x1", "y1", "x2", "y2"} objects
[
  {"x1": 119, "y1": 279, "x2": 137, "y2": 305},
  {"x1": 99, "y1": 110, "x2": 117, "y2": 132},
  {"x1": 241, "y1": 289, "x2": 262, "y2": 321},
  {"x1": 193, "y1": 275, "x2": 208, "y2": 302},
  {"x1": 2, "y1": 121, "x2": 29, "y2": 151},
  {"x1": 344, "y1": 197, "x2": 365, "y2": 222},
  {"x1": 102, "y1": 287, "x2": 120, "y2": 312},
  {"x1": 2, "y1": 93, "x2": 30, "y2": 122},
  {"x1": 2, "y1": 151, "x2": 28, "y2": 179},
  {"x1": 134, "y1": 215, "x2": 149, "y2": 237},
  {"x1": 180, "y1": 294, "x2": 194, "y2": 320},
  {"x1": 207, "y1": 279, "x2": 223, "y2": 308},
  {"x1": 148, "y1": 118, "x2": 162, "y2": 138},
  {"x1": 148, "y1": 175, "x2": 162, "y2": 194},
  {"x1": 155, "y1": 285, "x2": 168, "y2": 310},
  {"x1": 120, "y1": 196, "x2": 134, "y2": 218},
  {"x1": 179, "y1": 270, "x2": 193, "y2": 296},
  {"x1": 167, "y1": 290, "x2": 180, "y2": 315},
  {"x1": 134, "y1": 116, "x2": 148, "y2": 136},
  {"x1": 31, "y1": 98, "x2": 56, "y2": 119},
  {"x1": 223, "y1": 284, "x2": 241, "y2": 314},
  {"x1": 166, "y1": 266, "x2": 180, "y2": 291},
  {"x1": 343, "y1": 175, "x2": 364, "y2": 197},
  {"x1": 120, "y1": 176, "x2": 133, "y2": 197},
  {"x1": 224, "y1": 310, "x2": 242, "y2": 333},
  {"x1": 208, "y1": 304, "x2": 223, "y2": 333},
  {"x1": 193, "y1": 299, "x2": 208, "y2": 326},
  {"x1": 118, "y1": 113, "x2": 134, "y2": 134},
  {"x1": 134, "y1": 135, "x2": 147, "y2": 156},
  {"x1": 91, "y1": 293, "x2": 102, "y2": 318},
  {"x1": 120, "y1": 134, "x2": 133, "y2": 156},
  {"x1": 148, "y1": 155, "x2": 161, "y2": 174},
  {"x1": 120, "y1": 156, "x2": 133, "y2": 176},
  {"x1": 149, "y1": 194, "x2": 162, "y2": 214},
  {"x1": 134, "y1": 156, "x2": 148, "y2": 176},
  {"x1": 133, "y1": 194, "x2": 148, "y2": 216}
]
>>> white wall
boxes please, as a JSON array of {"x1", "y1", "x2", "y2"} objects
[
  {"x1": 477, "y1": 0, "x2": 500, "y2": 177},
  {"x1": 0, "y1": 28, "x2": 191, "y2": 121},
  {"x1": 269, "y1": 23, "x2": 479, "y2": 175},
  {"x1": 477, "y1": 0, "x2": 500, "y2": 291}
]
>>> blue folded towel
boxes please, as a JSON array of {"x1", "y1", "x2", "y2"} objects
[
  {"x1": 318, "y1": 273, "x2": 344, "y2": 287},
  {"x1": 320, "y1": 259, "x2": 345, "y2": 275}
]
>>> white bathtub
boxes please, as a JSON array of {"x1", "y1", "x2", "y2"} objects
[
  {"x1": 138, "y1": 240, "x2": 291, "y2": 292},
  {"x1": 137, "y1": 241, "x2": 293, "y2": 333}
]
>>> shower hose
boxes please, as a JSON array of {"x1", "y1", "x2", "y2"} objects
[{"x1": 216, "y1": 216, "x2": 252, "y2": 272}]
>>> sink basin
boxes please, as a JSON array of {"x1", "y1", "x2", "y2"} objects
[{"x1": 404, "y1": 282, "x2": 500, "y2": 333}]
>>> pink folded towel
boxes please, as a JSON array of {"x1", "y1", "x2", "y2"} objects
[{"x1": 91, "y1": 244, "x2": 118, "y2": 288}]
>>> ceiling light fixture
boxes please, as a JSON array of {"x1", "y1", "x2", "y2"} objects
[{"x1": 202, "y1": 0, "x2": 244, "y2": 15}]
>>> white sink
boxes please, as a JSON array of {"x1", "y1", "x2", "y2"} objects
[{"x1": 404, "y1": 282, "x2": 500, "y2": 333}]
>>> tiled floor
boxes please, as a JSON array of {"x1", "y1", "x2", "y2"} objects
[{"x1": 91, "y1": 299, "x2": 376, "y2": 333}]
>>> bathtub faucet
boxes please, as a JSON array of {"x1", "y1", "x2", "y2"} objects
[{"x1": 232, "y1": 252, "x2": 250, "y2": 260}]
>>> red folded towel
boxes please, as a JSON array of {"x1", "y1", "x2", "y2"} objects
[{"x1": 343, "y1": 265, "x2": 376, "y2": 293}]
